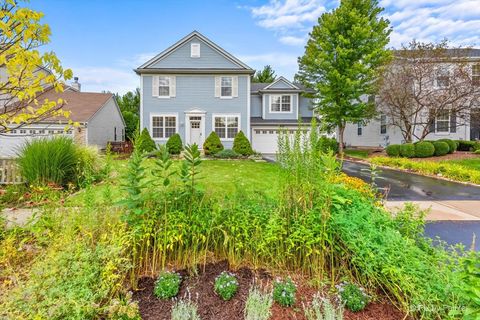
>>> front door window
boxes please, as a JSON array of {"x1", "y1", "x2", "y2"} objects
[{"x1": 189, "y1": 116, "x2": 202, "y2": 146}]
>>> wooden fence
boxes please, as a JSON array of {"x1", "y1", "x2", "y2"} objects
[{"x1": 0, "y1": 158, "x2": 23, "y2": 184}]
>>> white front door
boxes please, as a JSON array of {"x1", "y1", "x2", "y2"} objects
[{"x1": 189, "y1": 116, "x2": 202, "y2": 146}]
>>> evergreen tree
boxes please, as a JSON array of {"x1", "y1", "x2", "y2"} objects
[{"x1": 252, "y1": 65, "x2": 277, "y2": 83}]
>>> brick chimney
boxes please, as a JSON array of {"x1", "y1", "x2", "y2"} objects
[{"x1": 71, "y1": 77, "x2": 81, "y2": 92}]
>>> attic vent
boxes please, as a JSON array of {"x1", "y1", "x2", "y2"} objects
[{"x1": 191, "y1": 43, "x2": 200, "y2": 58}]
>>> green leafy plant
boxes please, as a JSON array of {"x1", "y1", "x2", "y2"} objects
[
  {"x1": 316, "y1": 136, "x2": 339, "y2": 154},
  {"x1": 166, "y1": 133, "x2": 183, "y2": 155},
  {"x1": 179, "y1": 144, "x2": 202, "y2": 193},
  {"x1": 107, "y1": 292, "x2": 141, "y2": 320},
  {"x1": 153, "y1": 271, "x2": 182, "y2": 299},
  {"x1": 233, "y1": 131, "x2": 253, "y2": 156},
  {"x1": 273, "y1": 278, "x2": 296, "y2": 307},
  {"x1": 244, "y1": 287, "x2": 273, "y2": 320},
  {"x1": 171, "y1": 297, "x2": 201, "y2": 320},
  {"x1": 415, "y1": 141, "x2": 435, "y2": 158},
  {"x1": 203, "y1": 131, "x2": 223, "y2": 155},
  {"x1": 136, "y1": 128, "x2": 156, "y2": 153},
  {"x1": 433, "y1": 141, "x2": 449, "y2": 156},
  {"x1": 438, "y1": 139, "x2": 457, "y2": 154},
  {"x1": 213, "y1": 149, "x2": 241, "y2": 159},
  {"x1": 385, "y1": 144, "x2": 401, "y2": 157},
  {"x1": 399, "y1": 143, "x2": 415, "y2": 158},
  {"x1": 455, "y1": 140, "x2": 478, "y2": 151},
  {"x1": 214, "y1": 271, "x2": 239, "y2": 301},
  {"x1": 337, "y1": 282, "x2": 369, "y2": 312},
  {"x1": 304, "y1": 294, "x2": 344, "y2": 320},
  {"x1": 456, "y1": 252, "x2": 480, "y2": 319}
]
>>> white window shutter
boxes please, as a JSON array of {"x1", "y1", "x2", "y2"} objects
[
  {"x1": 170, "y1": 76, "x2": 176, "y2": 97},
  {"x1": 232, "y1": 76, "x2": 238, "y2": 97},
  {"x1": 152, "y1": 75, "x2": 159, "y2": 97},
  {"x1": 215, "y1": 76, "x2": 221, "y2": 97}
]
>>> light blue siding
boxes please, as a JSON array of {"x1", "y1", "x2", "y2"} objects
[
  {"x1": 142, "y1": 74, "x2": 248, "y2": 148},
  {"x1": 250, "y1": 94, "x2": 262, "y2": 117},
  {"x1": 150, "y1": 36, "x2": 241, "y2": 69},
  {"x1": 299, "y1": 96, "x2": 314, "y2": 117},
  {"x1": 268, "y1": 78, "x2": 296, "y2": 89}
]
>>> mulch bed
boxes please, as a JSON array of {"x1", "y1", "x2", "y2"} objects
[{"x1": 132, "y1": 261, "x2": 408, "y2": 320}]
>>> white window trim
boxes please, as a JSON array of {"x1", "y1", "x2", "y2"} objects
[
  {"x1": 269, "y1": 94, "x2": 293, "y2": 113},
  {"x1": 157, "y1": 76, "x2": 171, "y2": 99},
  {"x1": 220, "y1": 76, "x2": 233, "y2": 99},
  {"x1": 191, "y1": 43, "x2": 200, "y2": 58},
  {"x1": 212, "y1": 113, "x2": 241, "y2": 141},
  {"x1": 380, "y1": 114, "x2": 387, "y2": 135},
  {"x1": 149, "y1": 113, "x2": 179, "y2": 141},
  {"x1": 435, "y1": 111, "x2": 450, "y2": 135},
  {"x1": 185, "y1": 112, "x2": 206, "y2": 147},
  {"x1": 434, "y1": 67, "x2": 451, "y2": 89}
]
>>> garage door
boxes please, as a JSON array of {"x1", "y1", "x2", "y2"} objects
[{"x1": 252, "y1": 128, "x2": 279, "y2": 154}]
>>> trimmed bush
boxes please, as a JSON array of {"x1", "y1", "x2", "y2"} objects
[
  {"x1": 136, "y1": 128, "x2": 156, "y2": 153},
  {"x1": 385, "y1": 144, "x2": 401, "y2": 157},
  {"x1": 414, "y1": 141, "x2": 435, "y2": 158},
  {"x1": 214, "y1": 272, "x2": 239, "y2": 301},
  {"x1": 213, "y1": 149, "x2": 240, "y2": 159},
  {"x1": 273, "y1": 278, "x2": 296, "y2": 307},
  {"x1": 316, "y1": 136, "x2": 339, "y2": 153},
  {"x1": 399, "y1": 143, "x2": 415, "y2": 158},
  {"x1": 17, "y1": 136, "x2": 100, "y2": 187},
  {"x1": 203, "y1": 131, "x2": 224, "y2": 155},
  {"x1": 232, "y1": 131, "x2": 253, "y2": 156},
  {"x1": 433, "y1": 141, "x2": 449, "y2": 156},
  {"x1": 455, "y1": 140, "x2": 479, "y2": 152},
  {"x1": 166, "y1": 133, "x2": 183, "y2": 155},
  {"x1": 154, "y1": 271, "x2": 182, "y2": 299},
  {"x1": 438, "y1": 139, "x2": 456, "y2": 154}
]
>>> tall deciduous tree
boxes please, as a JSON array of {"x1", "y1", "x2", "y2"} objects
[
  {"x1": 377, "y1": 40, "x2": 480, "y2": 142},
  {"x1": 252, "y1": 65, "x2": 276, "y2": 83},
  {"x1": 0, "y1": 0, "x2": 72, "y2": 135},
  {"x1": 115, "y1": 89, "x2": 140, "y2": 140},
  {"x1": 297, "y1": 0, "x2": 391, "y2": 154}
]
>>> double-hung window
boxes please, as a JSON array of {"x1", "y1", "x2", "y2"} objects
[
  {"x1": 151, "y1": 115, "x2": 177, "y2": 139},
  {"x1": 214, "y1": 115, "x2": 239, "y2": 139},
  {"x1": 380, "y1": 114, "x2": 387, "y2": 134},
  {"x1": 473, "y1": 64, "x2": 480, "y2": 86},
  {"x1": 158, "y1": 76, "x2": 170, "y2": 97},
  {"x1": 357, "y1": 122, "x2": 363, "y2": 136},
  {"x1": 435, "y1": 67, "x2": 450, "y2": 88},
  {"x1": 221, "y1": 76, "x2": 232, "y2": 97},
  {"x1": 436, "y1": 110, "x2": 450, "y2": 133},
  {"x1": 270, "y1": 95, "x2": 291, "y2": 112}
]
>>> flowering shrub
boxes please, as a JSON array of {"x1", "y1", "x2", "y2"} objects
[
  {"x1": 273, "y1": 278, "x2": 296, "y2": 307},
  {"x1": 331, "y1": 173, "x2": 376, "y2": 199},
  {"x1": 337, "y1": 282, "x2": 369, "y2": 312},
  {"x1": 154, "y1": 271, "x2": 182, "y2": 299},
  {"x1": 214, "y1": 271, "x2": 239, "y2": 300}
]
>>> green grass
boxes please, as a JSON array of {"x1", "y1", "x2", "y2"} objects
[
  {"x1": 67, "y1": 159, "x2": 282, "y2": 206},
  {"x1": 442, "y1": 158, "x2": 480, "y2": 171},
  {"x1": 344, "y1": 149, "x2": 370, "y2": 159}
]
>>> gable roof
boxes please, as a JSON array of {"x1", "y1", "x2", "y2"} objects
[
  {"x1": 135, "y1": 31, "x2": 254, "y2": 74},
  {"x1": 251, "y1": 79, "x2": 313, "y2": 94},
  {"x1": 263, "y1": 76, "x2": 299, "y2": 90},
  {"x1": 36, "y1": 89, "x2": 115, "y2": 123}
]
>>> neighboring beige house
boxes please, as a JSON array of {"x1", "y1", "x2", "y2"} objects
[
  {"x1": 343, "y1": 49, "x2": 480, "y2": 148},
  {"x1": 0, "y1": 82, "x2": 125, "y2": 157}
]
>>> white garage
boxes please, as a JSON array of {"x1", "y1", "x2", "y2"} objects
[{"x1": 251, "y1": 127, "x2": 310, "y2": 154}]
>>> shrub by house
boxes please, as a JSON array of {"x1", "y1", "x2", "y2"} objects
[
  {"x1": 166, "y1": 133, "x2": 183, "y2": 155},
  {"x1": 232, "y1": 131, "x2": 253, "y2": 156},
  {"x1": 203, "y1": 131, "x2": 224, "y2": 155}
]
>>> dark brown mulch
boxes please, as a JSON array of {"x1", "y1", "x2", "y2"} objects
[{"x1": 132, "y1": 261, "x2": 408, "y2": 320}]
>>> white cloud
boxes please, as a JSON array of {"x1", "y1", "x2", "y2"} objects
[
  {"x1": 279, "y1": 35, "x2": 307, "y2": 46},
  {"x1": 237, "y1": 53, "x2": 299, "y2": 68},
  {"x1": 70, "y1": 66, "x2": 138, "y2": 95}
]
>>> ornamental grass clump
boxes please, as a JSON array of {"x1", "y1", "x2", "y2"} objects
[
  {"x1": 273, "y1": 278, "x2": 296, "y2": 307},
  {"x1": 214, "y1": 271, "x2": 239, "y2": 300},
  {"x1": 154, "y1": 271, "x2": 182, "y2": 299},
  {"x1": 336, "y1": 282, "x2": 369, "y2": 312}
]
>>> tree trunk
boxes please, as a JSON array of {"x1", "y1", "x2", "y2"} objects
[{"x1": 338, "y1": 125, "x2": 345, "y2": 156}]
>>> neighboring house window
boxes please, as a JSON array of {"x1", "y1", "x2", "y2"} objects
[
  {"x1": 158, "y1": 76, "x2": 170, "y2": 96},
  {"x1": 436, "y1": 110, "x2": 450, "y2": 132},
  {"x1": 221, "y1": 76, "x2": 232, "y2": 97},
  {"x1": 214, "y1": 115, "x2": 239, "y2": 139},
  {"x1": 114, "y1": 127, "x2": 117, "y2": 141},
  {"x1": 436, "y1": 67, "x2": 450, "y2": 88},
  {"x1": 270, "y1": 95, "x2": 291, "y2": 112},
  {"x1": 380, "y1": 114, "x2": 387, "y2": 134},
  {"x1": 473, "y1": 64, "x2": 480, "y2": 86},
  {"x1": 191, "y1": 43, "x2": 200, "y2": 58},
  {"x1": 20, "y1": 129, "x2": 26, "y2": 134},
  {"x1": 357, "y1": 122, "x2": 363, "y2": 136},
  {"x1": 151, "y1": 115, "x2": 177, "y2": 139}
]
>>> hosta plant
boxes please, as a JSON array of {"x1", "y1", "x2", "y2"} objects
[
  {"x1": 214, "y1": 271, "x2": 239, "y2": 301},
  {"x1": 336, "y1": 282, "x2": 369, "y2": 312},
  {"x1": 273, "y1": 278, "x2": 296, "y2": 307},
  {"x1": 154, "y1": 271, "x2": 182, "y2": 299}
]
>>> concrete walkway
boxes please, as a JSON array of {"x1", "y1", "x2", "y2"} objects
[{"x1": 385, "y1": 200, "x2": 480, "y2": 221}]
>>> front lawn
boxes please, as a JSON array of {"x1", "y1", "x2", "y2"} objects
[
  {"x1": 442, "y1": 158, "x2": 480, "y2": 171},
  {"x1": 344, "y1": 149, "x2": 370, "y2": 159}
]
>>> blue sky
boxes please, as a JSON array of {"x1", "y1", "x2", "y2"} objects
[{"x1": 30, "y1": 0, "x2": 480, "y2": 94}]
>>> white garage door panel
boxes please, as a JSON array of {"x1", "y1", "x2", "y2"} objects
[
  {"x1": 252, "y1": 129, "x2": 279, "y2": 154},
  {"x1": 0, "y1": 135, "x2": 30, "y2": 158}
]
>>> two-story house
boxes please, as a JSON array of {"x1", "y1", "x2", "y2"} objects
[{"x1": 135, "y1": 31, "x2": 314, "y2": 154}]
